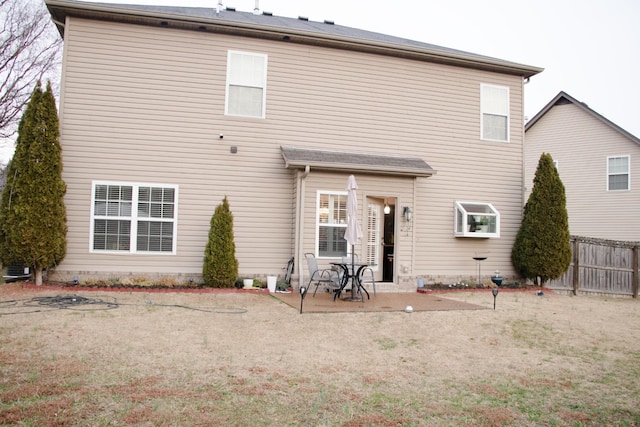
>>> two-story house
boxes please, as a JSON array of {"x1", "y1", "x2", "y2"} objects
[
  {"x1": 46, "y1": 0, "x2": 542, "y2": 290},
  {"x1": 525, "y1": 92, "x2": 640, "y2": 242}
]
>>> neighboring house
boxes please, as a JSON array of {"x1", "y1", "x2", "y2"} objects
[
  {"x1": 525, "y1": 91, "x2": 640, "y2": 242},
  {"x1": 45, "y1": 0, "x2": 542, "y2": 290}
]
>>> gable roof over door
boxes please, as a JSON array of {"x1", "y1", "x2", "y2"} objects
[
  {"x1": 46, "y1": 0, "x2": 542, "y2": 78},
  {"x1": 525, "y1": 91, "x2": 640, "y2": 145}
]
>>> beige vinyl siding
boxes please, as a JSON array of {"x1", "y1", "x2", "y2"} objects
[
  {"x1": 525, "y1": 103, "x2": 640, "y2": 241},
  {"x1": 56, "y1": 16, "x2": 525, "y2": 284}
]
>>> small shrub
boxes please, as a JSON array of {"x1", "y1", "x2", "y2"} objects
[
  {"x1": 119, "y1": 278, "x2": 134, "y2": 286},
  {"x1": 183, "y1": 278, "x2": 200, "y2": 288},
  {"x1": 203, "y1": 196, "x2": 238, "y2": 288},
  {"x1": 132, "y1": 276, "x2": 153, "y2": 286},
  {"x1": 156, "y1": 276, "x2": 179, "y2": 287}
]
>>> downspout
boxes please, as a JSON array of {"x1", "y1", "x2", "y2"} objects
[
  {"x1": 521, "y1": 76, "x2": 531, "y2": 211},
  {"x1": 411, "y1": 176, "x2": 417, "y2": 280},
  {"x1": 296, "y1": 165, "x2": 310, "y2": 290}
]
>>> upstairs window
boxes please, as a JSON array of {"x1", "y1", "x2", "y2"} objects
[
  {"x1": 607, "y1": 155, "x2": 630, "y2": 191},
  {"x1": 225, "y1": 51, "x2": 267, "y2": 118},
  {"x1": 316, "y1": 192, "x2": 348, "y2": 258},
  {"x1": 481, "y1": 84, "x2": 509, "y2": 142},
  {"x1": 91, "y1": 182, "x2": 178, "y2": 253},
  {"x1": 454, "y1": 201, "x2": 500, "y2": 238}
]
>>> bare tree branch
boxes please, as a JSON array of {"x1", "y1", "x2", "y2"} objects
[{"x1": 0, "y1": 0, "x2": 61, "y2": 142}]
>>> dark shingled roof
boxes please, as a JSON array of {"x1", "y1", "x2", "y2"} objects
[
  {"x1": 85, "y1": 3, "x2": 499, "y2": 58},
  {"x1": 46, "y1": 0, "x2": 543, "y2": 78},
  {"x1": 281, "y1": 146, "x2": 436, "y2": 177}
]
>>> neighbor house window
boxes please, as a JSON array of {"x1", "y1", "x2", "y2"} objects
[
  {"x1": 607, "y1": 156, "x2": 630, "y2": 191},
  {"x1": 317, "y1": 192, "x2": 348, "y2": 257},
  {"x1": 481, "y1": 84, "x2": 509, "y2": 142},
  {"x1": 454, "y1": 201, "x2": 500, "y2": 238},
  {"x1": 225, "y1": 50, "x2": 267, "y2": 118},
  {"x1": 91, "y1": 182, "x2": 178, "y2": 253}
]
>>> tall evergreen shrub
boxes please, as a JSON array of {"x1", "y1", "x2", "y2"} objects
[
  {"x1": 203, "y1": 196, "x2": 238, "y2": 287},
  {"x1": 512, "y1": 152, "x2": 571, "y2": 285},
  {"x1": 0, "y1": 82, "x2": 67, "y2": 285}
]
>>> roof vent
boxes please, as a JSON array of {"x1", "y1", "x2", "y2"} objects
[
  {"x1": 253, "y1": 0, "x2": 260, "y2": 15},
  {"x1": 216, "y1": 0, "x2": 223, "y2": 14},
  {"x1": 324, "y1": 19, "x2": 334, "y2": 25},
  {"x1": 262, "y1": 11, "x2": 273, "y2": 16},
  {"x1": 298, "y1": 16, "x2": 308, "y2": 21},
  {"x1": 226, "y1": 6, "x2": 236, "y2": 11}
]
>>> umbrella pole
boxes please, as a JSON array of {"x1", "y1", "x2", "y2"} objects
[{"x1": 351, "y1": 244, "x2": 355, "y2": 300}]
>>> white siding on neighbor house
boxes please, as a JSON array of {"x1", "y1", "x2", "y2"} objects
[
  {"x1": 55, "y1": 16, "x2": 527, "y2": 285},
  {"x1": 525, "y1": 103, "x2": 640, "y2": 241}
]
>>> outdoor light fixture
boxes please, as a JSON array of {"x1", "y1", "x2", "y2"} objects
[
  {"x1": 299, "y1": 286, "x2": 307, "y2": 314},
  {"x1": 384, "y1": 204, "x2": 390, "y2": 215},
  {"x1": 490, "y1": 271, "x2": 503, "y2": 286},
  {"x1": 490, "y1": 271, "x2": 502, "y2": 310},
  {"x1": 403, "y1": 206, "x2": 412, "y2": 221}
]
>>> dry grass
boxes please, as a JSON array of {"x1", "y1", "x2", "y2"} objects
[{"x1": 1, "y1": 282, "x2": 639, "y2": 426}]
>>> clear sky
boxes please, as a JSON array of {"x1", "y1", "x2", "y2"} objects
[{"x1": 2, "y1": 0, "x2": 638, "y2": 164}]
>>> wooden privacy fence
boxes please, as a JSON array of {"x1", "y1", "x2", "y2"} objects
[{"x1": 548, "y1": 236, "x2": 639, "y2": 297}]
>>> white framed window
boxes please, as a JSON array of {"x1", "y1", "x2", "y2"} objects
[
  {"x1": 454, "y1": 201, "x2": 500, "y2": 238},
  {"x1": 225, "y1": 50, "x2": 267, "y2": 118},
  {"x1": 607, "y1": 155, "x2": 630, "y2": 191},
  {"x1": 316, "y1": 192, "x2": 348, "y2": 258},
  {"x1": 91, "y1": 181, "x2": 178, "y2": 254},
  {"x1": 481, "y1": 84, "x2": 509, "y2": 142}
]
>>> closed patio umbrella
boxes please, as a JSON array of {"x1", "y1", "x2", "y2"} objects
[{"x1": 344, "y1": 175, "x2": 363, "y2": 300}]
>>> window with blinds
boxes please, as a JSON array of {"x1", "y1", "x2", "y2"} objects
[
  {"x1": 607, "y1": 155, "x2": 630, "y2": 191},
  {"x1": 225, "y1": 50, "x2": 267, "y2": 118},
  {"x1": 481, "y1": 84, "x2": 509, "y2": 142},
  {"x1": 316, "y1": 192, "x2": 347, "y2": 257},
  {"x1": 91, "y1": 182, "x2": 178, "y2": 253}
]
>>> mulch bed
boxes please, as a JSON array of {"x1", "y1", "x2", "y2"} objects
[{"x1": 18, "y1": 282, "x2": 270, "y2": 294}]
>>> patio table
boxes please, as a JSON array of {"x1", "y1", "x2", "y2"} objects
[{"x1": 330, "y1": 262, "x2": 370, "y2": 302}]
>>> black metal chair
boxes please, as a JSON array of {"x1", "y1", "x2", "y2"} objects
[{"x1": 305, "y1": 253, "x2": 340, "y2": 296}]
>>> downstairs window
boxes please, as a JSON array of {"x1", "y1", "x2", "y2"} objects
[
  {"x1": 454, "y1": 201, "x2": 500, "y2": 238},
  {"x1": 91, "y1": 182, "x2": 178, "y2": 254},
  {"x1": 316, "y1": 192, "x2": 348, "y2": 257}
]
